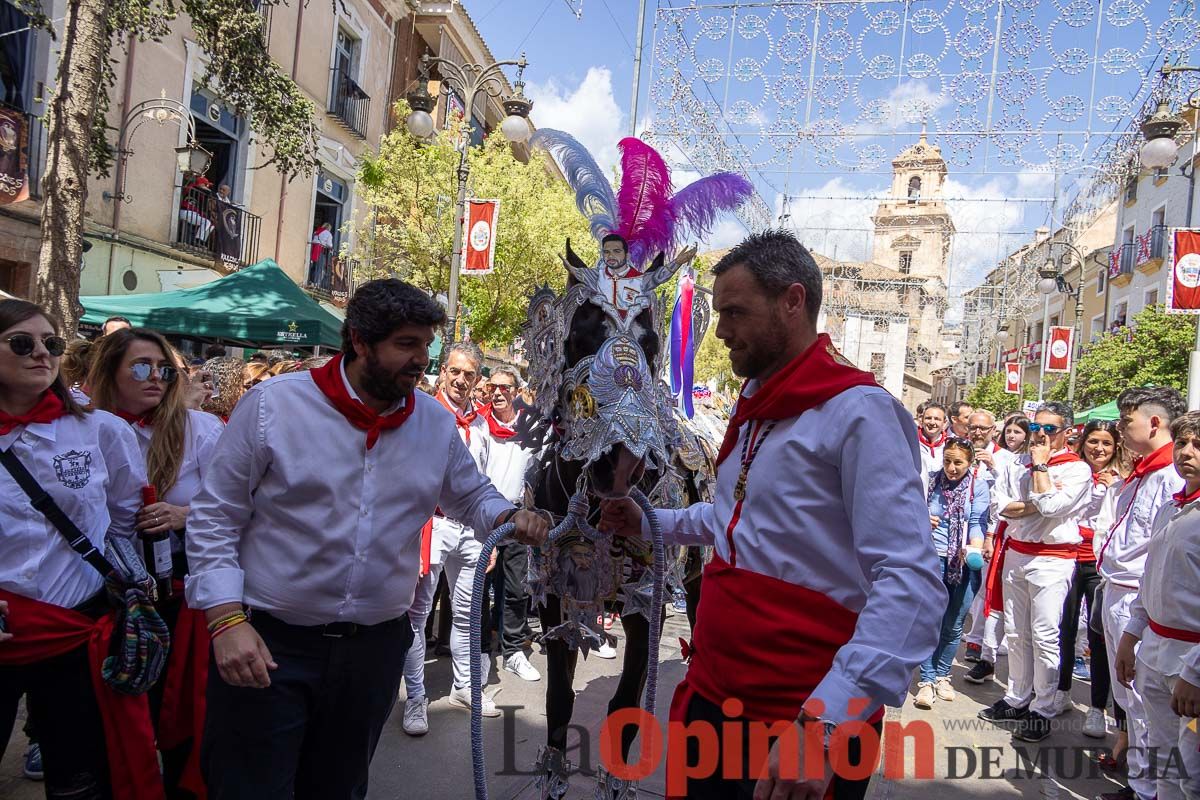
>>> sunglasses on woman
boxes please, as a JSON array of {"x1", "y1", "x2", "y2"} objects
[
  {"x1": 5, "y1": 333, "x2": 67, "y2": 357},
  {"x1": 130, "y1": 362, "x2": 178, "y2": 383},
  {"x1": 1027, "y1": 423, "x2": 1062, "y2": 434}
]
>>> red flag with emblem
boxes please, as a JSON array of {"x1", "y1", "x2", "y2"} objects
[
  {"x1": 462, "y1": 199, "x2": 500, "y2": 276},
  {"x1": 1169, "y1": 229, "x2": 1200, "y2": 313},
  {"x1": 1004, "y1": 362, "x2": 1021, "y2": 394},
  {"x1": 1043, "y1": 326, "x2": 1073, "y2": 373}
]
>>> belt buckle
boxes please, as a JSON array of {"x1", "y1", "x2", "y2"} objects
[{"x1": 322, "y1": 622, "x2": 357, "y2": 638}]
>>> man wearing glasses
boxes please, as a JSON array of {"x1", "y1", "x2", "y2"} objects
[{"x1": 980, "y1": 402, "x2": 1092, "y2": 743}]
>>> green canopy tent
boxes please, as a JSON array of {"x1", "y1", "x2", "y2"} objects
[
  {"x1": 1077, "y1": 400, "x2": 1119, "y2": 424},
  {"x1": 81, "y1": 260, "x2": 343, "y2": 348}
]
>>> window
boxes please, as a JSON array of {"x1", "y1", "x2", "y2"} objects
[
  {"x1": 334, "y1": 27, "x2": 361, "y2": 81},
  {"x1": 869, "y1": 352, "x2": 887, "y2": 382},
  {"x1": 1090, "y1": 314, "x2": 1104, "y2": 342},
  {"x1": 1145, "y1": 288, "x2": 1159, "y2": 308},
  {"x1": 907, "y1": 176, "x2": 921, "y2": 204},
  {"x1": 1049, "y1": 314, "x2": 1060, "y2": 328},
  {"x1": 873, "y1": 318, "x2": 889, "y2": 332},
  {"x1": 1096, "y1": 267, "x2": 1106, "y2": 295},
  {"x1": 898, "y1": 251, "x2": 913, "y2": 274},
  {"x1": 1112, "y1": 301, "x2": 1128, "y2": 331},
  {"x1": 1125, "y1": 177, "x2": 1138, "y2": 203}
]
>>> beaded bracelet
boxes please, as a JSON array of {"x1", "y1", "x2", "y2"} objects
[
  {"x1": 209, "y1": 614, "x2": 248, "y2": 640},
  {"x1": 207, "y1": 610, "x2": 247, "y2": 636}
]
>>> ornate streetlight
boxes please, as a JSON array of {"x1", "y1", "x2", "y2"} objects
[
  {"x1": 103, "y1": 91, "x2": 212, "y2": 204},
  {"x1": 405, "y1": 53, "x2": 533, "y2": 346},
  {"x1": 1039, "y1": 241, "x2": 1086, "y2": 405}
]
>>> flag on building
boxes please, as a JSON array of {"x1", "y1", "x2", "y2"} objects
[
  {"x1": 1168, "y1": 229, "x2": 1200, "y2": 313},
  {"x1": 462, "y1": 199, "x2": 500, "y2": 275},
  {"x1": 669, "y1": 271, "x2": 697, "y2": 418},
  {"x1": 1135, "y1": 230, "x2": 1153, "y2": 266},
  {"x1": 1043, "y1": 326, "x2": 1074, "y2": 373},
  {"x1": 1109, "y1": 248, "x2": 1121, "y2": 278},
  {"x1": 1004, "y1": 362, "x2": 1021, "y2": 394}
]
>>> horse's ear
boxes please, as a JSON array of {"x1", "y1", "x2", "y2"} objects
[
  {"x1": 562, "y1": 238, "x2": 593, "y2": 288},
  {"x1": 564, "y1": 238, "x2": 589, "y2": 272}
]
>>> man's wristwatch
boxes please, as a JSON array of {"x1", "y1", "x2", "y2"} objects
[{"x1": 1031, "y1": 463, "x2": 1049, "y2": 473}]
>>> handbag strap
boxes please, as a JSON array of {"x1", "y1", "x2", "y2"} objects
[{"x1": 0, "y1": 447, "x2": 117, "y2": 579}]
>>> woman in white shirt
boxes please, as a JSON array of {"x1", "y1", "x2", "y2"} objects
[
  {"x1": 0, "y1": 299, "x2": 151, "y2": 799},
  {"x1": 86, "y1": 327, "x2": 223, "y2": 797}
]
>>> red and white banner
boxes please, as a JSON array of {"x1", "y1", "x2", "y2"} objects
[
  {"x1": 462, "y1": 199, "x2": 499, "y2": 276},
  {"x1": 1168, "y1": 228, "x2": 1200, "y2": 314},
  {"x1": 1004, "y1": 362, "x2": 1021, "y2": 394},
  {"x1": 1043, "y1": 326, "x2": 1074, "y2": 373}
]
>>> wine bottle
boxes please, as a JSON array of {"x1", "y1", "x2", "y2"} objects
[{"x1": 140, "y1": 485, "x2": 174, "y2": 601}]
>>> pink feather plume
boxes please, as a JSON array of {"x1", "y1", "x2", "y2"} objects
[{"x1": 615, "y1": 137, "x2": 674, "y2": 265}]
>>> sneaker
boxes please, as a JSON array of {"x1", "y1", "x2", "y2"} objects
[
  {"x1": 1073, "y1": 656, "x2": 1091, "y2": 681},
  {"x1": 964, "y1": 660, "x2": 995, "y2": 684},
  {"x1": 448, "y1": 686, "x2": 501, "y2": 717},
  {"x1": 964, "y1": 643, "x2": 982, "y2": 663},
  {"x1": 913, "y1": 681, "x2": 936, "y2": 709},
  {"x1": 1083, "y1": 707, "x2": 1108, "y2": 739},
  {"x1": 934, "y1": 676, "x2": 956, "y2": 701},
  {"x1": 1048, "y1": 689, "x2": 1073, "y2": 717},
  {"x1": 22, "y1": 742, "x2": 43, "y2": 781},
  {"x1": 672, "y1": 590, "x2": 688, "y2": 613},
  {"x1": 595, "y1": 640, "x2": 617, "y2": 659},
  {"x1": 978, "y1": 698, "x2": 1028, "y2": 722},
  {"x1": 1014, "y1": 711, "x2": 1052, "y2": 742},
  {"x1": 1094, "y1": 789, "x2": 1136, "y2": 800},
  {"x1": 604, "y1": 612, "x2": 619, "y2": 631},
  {"x1": 504, "y1": 652, "x2": 542, "y2": 682},
  {"x1": 402, "y1": 696, "x2": 430, "y2": 736}
]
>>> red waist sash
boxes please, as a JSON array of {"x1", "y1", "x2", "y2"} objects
[
  {"x1": 1148, "y1": 618, "x2": 1200, "y2": 644},
  {"x1": 157, "y1": 582, "x2": 210, "y2": 799},
  {"x1": 666, "y1": 555, "x2": 880, "y2": 798},
  {"x1": 1076, "y1": 527, "x2": 1096, "y2": 563},
  {"x1": 984, "y1": 531, "x2": 1077, "y2": 615},
  {"x1": 0, "y1": 589, "x2": 163, "y2": 800}
]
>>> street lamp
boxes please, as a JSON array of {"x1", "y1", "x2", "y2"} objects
[
  {"x1": 1041, "y1": 243, "x2": 1086, "y2": 406},
  {"x1": 405, "y1": 52, "x2": 533, "y2": 346},
  {"x1": 103, "y1": 91, "x2": 212, "y2": 204}
]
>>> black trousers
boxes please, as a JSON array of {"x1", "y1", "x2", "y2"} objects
[
  {"x1": 0, "y1": 643, "x2": 111, "y2": 799},
  {"x1": 201, "y1": 611, "x2": 413, "y2": 800},
  {"x1": 684, "y1": 694, "x2": 878, "y2": 800},
  {"x1": 498, "y1": 543, "x2": 532, "y2": 657},
  {"x1": 1057, "y1": 560, "x2": 1111, "y2": 710}
]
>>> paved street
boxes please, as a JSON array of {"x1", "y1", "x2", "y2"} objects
[{"x1": 1, "y1": 611, "x2": 1130, "y2": 799}]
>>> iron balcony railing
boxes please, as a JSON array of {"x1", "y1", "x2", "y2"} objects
[
  {"x1": 328, "y1": 68, "x2": 369, "y2": 139},
  {"x1": 174, "y1": 184, "x2": 262, "y2": 270},
  {"x1": 1149, "y1": 223, "x2": 1168, "y2": 260}
]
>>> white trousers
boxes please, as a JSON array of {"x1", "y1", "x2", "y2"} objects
[
  {"x1": 1135, "y1": 659, "x2": 1200, "y2": 800},
  {"x1": 1103, "y1": 583, "x2": 1155, "y2": 800},
  {"x1": 402, "y1": 533, "x2": 491, "y2": 697},
  {"x1": 1001, "y1": 551, "x2": 1074, "y2": 717},
  {"x1": 965, "y1": 589, "x2": 1006, "y2": 662}
]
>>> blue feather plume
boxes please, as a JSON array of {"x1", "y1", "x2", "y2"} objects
[
  {"x1": 668, "y1": 173, "x2": 754, "y2": 244},
  {"x1": 530, "y1": 129, "x2": 617, "y2": 241}
]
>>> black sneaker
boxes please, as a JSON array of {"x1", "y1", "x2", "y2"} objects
[
  {"x1": 1014, "y1": 711, "x2": 1051, "y2": 742},
  {"x1": 963, "y1": 643, "x2": 982, "y2": 663},
  {"x1": 1094, "y1": 788, "x2": 1136, "y2": 800},
  {"x1": 978, "y1": 699, "x2": 1028, "y2": 722},
  {"x1": 965, "y1": 660, "x2": 995, "y2": 684}
]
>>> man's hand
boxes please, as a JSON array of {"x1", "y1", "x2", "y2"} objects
[
  {"x1": 0, "y1": 600, "x2": 11, "y2": 643},
  {"x1": 505, "y1": 510, "x2": 549, "y2": 547},
  {"x1": 206, "y1": 604, "x2": 277, "y2": 689},
  {"x1": 974, "y1": 448, "x2": 994, "y2": 468},
  {"x1": 752, "y1": 718, "x2": 832, "y2": 800},
  {"x1": 982, "y1": 537, "x2": 995, "y2": 561},
  {"x1": 1115, "y1": 632, "x2": 1139, "y2": 688},
  {"x1": 1171, "y1": 676, "x2": 1200, "y2": 718},
  {"x1": 599, "y1": 498, "x2": 644, "y2": 538},
  {"x1": 1029, "y1": 443, "x2": 1051, "y2": 467},
  {"x1": 672, "y1": 243, "x2": 699, "y2": 267}
]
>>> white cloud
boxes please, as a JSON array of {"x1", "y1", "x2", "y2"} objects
[
  {"x1": 527, "y1": 67, "x2": 625, "y2": 174},
  {"x1": 778, "y1": 178, "x2": 888, "y2": 263}
]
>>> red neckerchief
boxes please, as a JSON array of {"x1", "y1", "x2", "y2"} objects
[
  {"x1": 113, "y1": 408, "x2": 154, "y2": 428},
  {"x1": 478, "y1": 403, "x2": 517, "y2": 440},
  {"x1": 917, "y1": 429, "x2": 948, "y2": 457},
  {"x1": 1027, "y1": 450, "x2": 1083, "y2": 470},
  {"x1": 1173, "y1": 483, "x2": 1200, "y2": 508},
  {"x1": 716, "y1": 333, "x2": 878, "y2": 466},
  {"x1": 436, "y1": 390, "x2": 478, "y2": 444},
  {"x1": 1129, "y1": 442, "x2": 1175, "y2": 480},
  {"x1": 0, "y1": 391, "x2": 67, "y2": 435},
  {"x1": 309, "y1": 354, "x2": 415, "y2": 450}
]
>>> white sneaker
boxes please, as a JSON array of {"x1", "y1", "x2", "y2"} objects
[
  {"x1": 1048, "y1": 689, "x2": 1073, "y2": 717},
  {"x1": 402, "y1": 696, "x2": 429, "y2": 736},
  {"x1": 913, "y1": 681, "x2": 935, "y2": 709},
  {"x1": 448, "y1": 686, "x2": 501, "y2": 717},
  {"x1": 934, "y1": 676, "x2": 956, "y2": 702},
  {"x1": 1083, "y1": 707, "x2": 1108, "y2": 739},
  {"x1": 504, "y1": 652, "x2": 542, "y2": 682},
  {"x1": 594, "y1": 641, "x2": 617, "y2": 659}
]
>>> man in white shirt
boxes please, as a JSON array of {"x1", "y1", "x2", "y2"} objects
[
  {"x1": 185, "y1": 280, "x2": 547, "y2": 800},
  {"x1": 917, "y1": 402, "x2": 948, "y2": 490},
  {"x1": 950, "y1": 401, "x2": 974, "y2": 440},
  {"x1": 979, "y1": 402, "x2": 1092, "y2": 743},
  {"x1": 601, "y1": 230, "x2": 945, "y2": 800},
  {"x1": 1116, "y1": 409, "x2": 1200, "y2": 800},
  {"x1": 1096, "y1": 386, "x2": 1187, "y2": 800}
]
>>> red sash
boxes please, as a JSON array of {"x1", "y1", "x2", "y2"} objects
[
  {"x1": 419, "y1": 518, "x2": 433, "y2": 577},
  {"x1": 0, "y1": 390, "x2": 67, "y2": 435},
  {"x1": 157, "y1": 585, "x2": 210, "y2": 799},
  {"x1": 666, "y1": 556, "x2": 881, "y2": 798},
  {"x1": 309, "y1": 354, "x2": 416, "y2": 450},
  {"x1": 0, "y1": 589, "x2": 163, "y2": 800},
  {"x1": 1148, "y1": 618, "x2": 1200, "y2": 644}
]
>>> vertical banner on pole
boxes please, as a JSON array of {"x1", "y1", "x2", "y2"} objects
[
  {"x1": 462, "y1": 199, "x2": 499, "y2": 276},
  {"x1": 1168, "y1": 229, "x2": 1200, "y2": 314},
  {"x1": 1004, "y1": 362, "x2": 1021, "y2": 394},
  {"x1": 1043, "y1": 326, "x2": 1074, "y2": 373}
]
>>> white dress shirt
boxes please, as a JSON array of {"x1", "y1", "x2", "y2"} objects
[
  {"x1": 1126, "y1": 499, "x2": 1200, "y2": 685},
  {"x1": 993, "y1": 451, "x2": 1092, "y2": 545},
  {"x1": 484, "y1": 412, "x2": 533, "y2": 505},
  {"x1": 1095, "y1": 457, "x2": 1185, "y2": 588},
  {"x1": 431, "y1": 397, "x2": 491, "y2": 564},
  {"x1": 184, "y1": 368, "x2": 513, "y2": 626},
  {"x1": 0, "y1": 411, "x2": 146, "y2": 608},
  {"x1": 650, "y1": 385, "x2": 947, "y2": 723}
]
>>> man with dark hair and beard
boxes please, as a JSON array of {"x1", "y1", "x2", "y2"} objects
[
  {"x1": 185, "y1": 278, "x2": 548, "y2": 799},
  {"x1": 601, "y1": 230, "x2": 944, "y2": 800}
]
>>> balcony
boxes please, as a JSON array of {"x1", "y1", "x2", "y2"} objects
[
  {"x1": 328, "y1": 68, "x2": 370, "y2": 139},
  {"x1": 1137, "y1": 224, "x2": 1168, "y2": 275},
  {"x1": 174, "y1": 184, "x2": 262, "y2": 271},
  {"x1": 1111, "y1": 242, "x2": 1135, "y2": 287},
  {"x1": 304, "y1": 254, "x2": 357, "y2": 307}
]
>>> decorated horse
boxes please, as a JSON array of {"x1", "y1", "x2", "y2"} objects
[{"x1": 464, "y1": 129, "x2": 750, "y2": 800}]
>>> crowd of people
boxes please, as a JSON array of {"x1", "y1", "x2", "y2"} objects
[{"x1": 911, "y1": 392, "x2": 1200, "y2": 800}]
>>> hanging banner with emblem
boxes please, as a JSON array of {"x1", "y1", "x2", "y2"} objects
[
  {"x1": 462, "y1": 199, "x2": 499, "y2": 276},
  {"x1": 1167, "y1": 229, "x2": 1200, "y2": 314},
  {"x1": 0, "y1": 108, "x2": 29, "y2": 205},
  {"x1": 1043, "y1": 326, "x2": 1074, "y2": 373},
  {"x1": 1004, "y1": 362, "x2": 1021, "y2": 394}
]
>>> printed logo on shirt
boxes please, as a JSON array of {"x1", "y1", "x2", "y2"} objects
[{"x1": 53, "y1": 449, "x2": 92, "y2": 489}]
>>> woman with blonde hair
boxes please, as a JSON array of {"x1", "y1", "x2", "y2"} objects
[
  {"x1": 86, "y1": 328, "x2": 223, "y2": 796},
  {"x1": 242, "y1": 360, "x2": 272, "y2": 389}
]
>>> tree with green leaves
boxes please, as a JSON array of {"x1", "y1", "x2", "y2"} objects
[
  {"x1": 353, "y1": 111, "x2": 591, "y2": 346},
  {"x1": 1047, "y1": 305, "x2": 1193, "y2": 409},
  {"x1": 965, "y1": 371, "x2": 1037, "y2": 417},
  {"x1": 18, "y1": 0, "x2": 319, "y2": 333}
]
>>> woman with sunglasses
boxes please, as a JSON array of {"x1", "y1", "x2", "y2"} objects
[
  {"x1": 1001, "y1": 414, "x2": 1031, "y2": 453},
  {"x1": 86, "y1": 328, "x2": 223, "y2": 797},
  {"x1": 1049, "y1": 420, "x2": 1121, "y2": 739},
  {"x1": 0, "y1": 299, "x2": 158, "y2": 799},
  {"x1": 914, "y1": 437, "x2": 991, "y2": 710}
]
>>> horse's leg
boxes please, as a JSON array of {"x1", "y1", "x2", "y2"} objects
[
  {"x1": 607, "y1": 608, "x2": 665, "y2": 761},
  {"x1": 538, "y1": 594, "x2": 580, "y2": 752}
]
